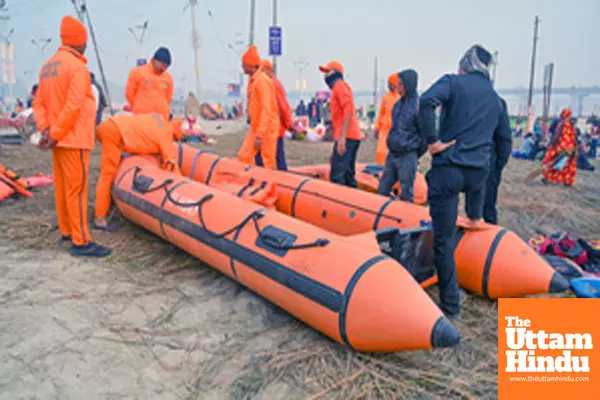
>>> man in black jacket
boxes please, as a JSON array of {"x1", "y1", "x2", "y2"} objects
[
  {"x1": 481, "y1": 98, "x2": 512, "y2": 224},
  {"x1": 377, "y1": 69, "x2": 422, "y2": 202},
  {"x1": 419, "y1": 44, "x2": 510, "y2": 320}
]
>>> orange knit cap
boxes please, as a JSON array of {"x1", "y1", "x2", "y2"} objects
[
  {"x1": 388, "y1": 73, "x2": 400, "y2": 87},
  {"x1": 261, "y1": 59, "x2": 273, "y2": 71},
  {"x1": 60, "y1": 16, "x2": 88, "y2": 47},
  {"x1": 242, "y1": 45, "x2": 261, "y2": 67}
]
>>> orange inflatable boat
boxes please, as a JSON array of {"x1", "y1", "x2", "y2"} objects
[
  {"x1": 290, "y1": 163, "x2": 428, "y2": 205},
  {"x1": 175, "y1": 144, "x2": 569, "y2": 299},
  {"x1": 113, "y1": 155, "x2": 460, "y2": 352}
]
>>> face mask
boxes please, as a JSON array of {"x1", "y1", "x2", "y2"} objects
[{"x1": 325, "y1": 71, "x2": 343, "y2": 89}]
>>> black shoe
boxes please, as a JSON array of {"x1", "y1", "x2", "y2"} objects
[{"x1": 71, "y1": 242, "x2": 112, "y2": 258}]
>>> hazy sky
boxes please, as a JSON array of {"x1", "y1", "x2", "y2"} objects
[{"x1": 8, "y1": 0, "x2": 600, "y2": 109}]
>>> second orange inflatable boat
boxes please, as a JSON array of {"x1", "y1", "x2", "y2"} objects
[
  {"x1": 290, "y1": 163, "x2": 428, "y2": 205},
  {"x1": 175, "y1": 144, "x2": 569, "y2": 299},
  {"x1": 113, "y1": 155, "x2": 459, "y2": 352}
]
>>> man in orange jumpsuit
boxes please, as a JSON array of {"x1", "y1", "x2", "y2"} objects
[
  {"x1": 319, "y1": 61, "x2": 362, "y2": 187},
  {"x1": 33, "y1": 15, "x2": 111, "y2": 258},
  {"x1": 237, "y1": 45, "x2": 280, "y2": 169},
  {"x1": 94, "y1": 113, "x2": 180, "y2": 232},
  {"x1": 125, "y1": 47, "x2": 174, "y2": 122},
  {"x1": 256, "y1": 59, "x2": 292, "y2": 171},
  {"x1": 374, "y1": 74, "x2": 401, "y2": 165}
]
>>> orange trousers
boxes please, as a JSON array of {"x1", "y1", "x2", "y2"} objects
[
  {"x1": 52, "y1": 147, "x2": 92, "y2": 246},
  {"x1": 238, "y1": 132, "x2": 278, "y2": 169},
  {"x1": 376, "y1": 128, "x2": 390, "y2": 165},
  {"x1": 95, "y1": 120, "x2": 124, "y2": 219}
]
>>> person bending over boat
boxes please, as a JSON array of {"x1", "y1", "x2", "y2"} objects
[
  {"x1": 377, "y1": 69, "x2": 423, "y2": 202},
  {"x1": 255, "y1": 59, "x2": 293, "y2": 171},
  {"x1": 94, "y1": 113, "x2": 180, "y2": 232},
  {"x1": 374, "y1": 73, "x2": 401, "y2": 165},
  {"x1": 318, "y1": 61, "x2": 362, "y2": 187},
  {"x1": 33, "y1": 15, "x2": 111, "y2": 258},
  {"x1": 237, "y1": 45, "x2": 280, "y2": 169},
  {"x1": 419, "y1": 44, "x2": 507, "y2": 320},
  {"x1": 482, "y1": 97, "x2": 512, "y2": 224},
  {"x1": 125, "y1": 47, "x2": 174, "y2": 122}
]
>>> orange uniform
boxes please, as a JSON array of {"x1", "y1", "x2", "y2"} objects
[
  {"x1": 95, "y1": 113, "x2": 178, "y2": 218},
  {"x1": 329, "y1": 79, "x2": 362, "y2": 141},
  {"x1": 238, "y1": 70, "x2": 281, "y2": 169},
  {"x1": 271, "y1": 75, "x2": 293, "y2": 138},
  {"x1": 125, "y1": 63, "x2": 173, "y2": 121},
  {"x1": 33, "y1": 43, "x2": 97, "y2": 246},
  {"x1": 375, "y1": 91, "x2": 400, "y2": 165}
]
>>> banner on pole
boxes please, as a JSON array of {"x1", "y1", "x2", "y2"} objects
[{"x1": 268, "y1": 26, "x2": 282, "y2": 56}]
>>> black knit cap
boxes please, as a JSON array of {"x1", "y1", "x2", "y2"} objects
[{"x1": 153, "y1": 47, "x2": 172, "y2": 66}]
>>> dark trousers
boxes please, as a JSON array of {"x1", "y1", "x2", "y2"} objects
[
  {"x1": 330, "y1": 139, "x2": 360, "y2": 188},
  {"x1": 589, "y1": 139, "x2": 598, "y2": 159},
  {"x1": 377, "y1": 151, "x2": 418, "y2": 202},
  {"x1": 255, "y1": 137, "x2": 288, "y2": 171},
  {"x1": 482, "y1": 168, "x2": 502, "y2": 224},
  {"x1": 426, "y1": 165, "x2": 488, "y2": 315}
]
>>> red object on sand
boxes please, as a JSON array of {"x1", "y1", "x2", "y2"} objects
[{"x1": 25, "y1": 173, "x2": 54, "y2": 188}]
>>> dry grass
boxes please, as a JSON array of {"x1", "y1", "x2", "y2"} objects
[{"x1": 0, "y1": 125, "x2": 598, "y2": 399}]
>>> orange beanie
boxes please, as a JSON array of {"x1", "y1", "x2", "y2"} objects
[
  {"x1": 242, "y1": 45, "x2": 261, "y2": 67},
  {"x1": 60, "y1": 16, "x2": 88, "y2": 47},
  {"x1": 388, "y1": 73, "x2": 400, "y2": 87},
  {"x1": 261, "y1": 59, "x2": 273, "y2": 71}
]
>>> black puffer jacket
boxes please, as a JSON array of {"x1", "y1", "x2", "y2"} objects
[{"x1": 386, "y1": 69, "x2": 423, "y2": 155}]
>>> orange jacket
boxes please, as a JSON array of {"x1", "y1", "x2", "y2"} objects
[
  {"x1": 110, "y1": 113, "x2": 176, "y2": 165},
  {"x1": 247, "y1": 71, "x2": 280, "y2": 139},
  {"x1": 125, "y1": 63, "x2": 173, "y2": 121},
  {"x1": 375, "y1": 91, "x2": 400, "y2": 132},
  {"x1": 33, "y1": 46, "x2": 96, "y2": 149},
  {"x1": 270, "y1": 75, "x2": 293, "y2": 138},
  {"x1": 330, "y1": 80, "x2": 361, "y2": 141}
]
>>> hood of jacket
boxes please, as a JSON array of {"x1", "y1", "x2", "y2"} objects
[{"x1": 399, "y1": 69, "x2": 418, "y2": 98}]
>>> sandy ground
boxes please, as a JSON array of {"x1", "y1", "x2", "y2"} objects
[{"x1": 0, "y1": 120, "x2": 599, "y2": 400}]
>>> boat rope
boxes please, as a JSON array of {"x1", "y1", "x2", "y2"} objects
[{"x1": 131, "y1": 168, "x2": 329, "y2": 251}]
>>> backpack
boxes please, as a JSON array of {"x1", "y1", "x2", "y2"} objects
[{"x1": 536, "y1": 232, "x2": 600, "y2": 273}]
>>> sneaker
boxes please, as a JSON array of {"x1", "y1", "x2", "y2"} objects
[{"x1": 71, "y1": 242, "x2": 112, "y2": 258}]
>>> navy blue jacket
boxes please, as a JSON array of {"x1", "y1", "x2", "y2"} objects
[
  {"x1": 419, "y1": 72, "x2": 508, "y2": 169},
  {"x1": 490, "y1": 98, "x2": 512, "y2": 170},
  {"x1": 387, "y1": 70, "x2": 423, "y2": 155}
]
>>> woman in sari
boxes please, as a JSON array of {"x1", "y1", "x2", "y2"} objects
[{"x1": 542, "y1": 108, "x2": 578, "y2": 186}]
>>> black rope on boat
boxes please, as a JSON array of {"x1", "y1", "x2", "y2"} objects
[{"x1": 132, "y1": 169, "x2": 329, "y2": 251}]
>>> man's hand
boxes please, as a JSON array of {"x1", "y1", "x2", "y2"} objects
[
  {"x1": 37, "y1": 129, "x2": 55, "y2": 151},
  {"x1": 336, "y1": 139, "x2": 346, "y2": 155},
  {"x1": 254, "y1": 137, "x2": 262, "y2": 152},
  {"x1": 428, "y1": 140, "x2": 456, "y2": 156},
  {"x1": 374, "y1": 130, "x2": 379, "y2": 139}
]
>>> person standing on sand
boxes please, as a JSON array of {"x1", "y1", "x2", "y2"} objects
[
  {"x1": 237, "y1": 45, "x2": 280, "y2": 169},
  {"x1": 481, "y1": 97, "x2": 512, "y2": 224},
  {"x1": 377, "y1": 69, "x2": 423, "y2": 202},
  {"x1": 419, "y1": 44, "x2": 508, "y2": 320},
  {"x1": 374, "y1": 73, "x2": 401, "y2": 165},
  {"x1": 318, "y1": 61, "x2": 362, "y2": 187},
  {"x1": 541, "y1": 108, "x2": 578, "y2": 186},
  {"x1": 33, "y1": 15, "x2": 111, "y2": 258},
  {"x1": 256, "y1": 59, "x2": 293, "y2": 171},
  {"x1": 125, "y1": 47, "x2": 174, "y2": 122}
]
